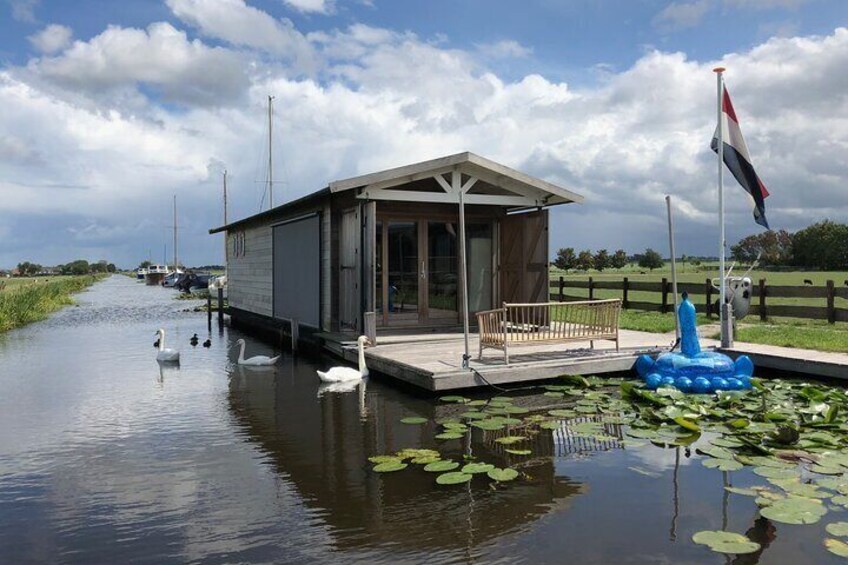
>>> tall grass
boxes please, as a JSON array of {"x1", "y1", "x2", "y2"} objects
[{"x1": 0, "y1": 275, "x2": 104, "y2": 333}]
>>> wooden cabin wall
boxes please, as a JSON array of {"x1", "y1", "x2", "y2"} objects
[
  {"x1": 499, "y1": 210, "x2": 549, "y2": 304},
  {"x1": 227, "y1": 223, "x2": 273, "y2": 317},
  {"x1": 321, "y1": 203, "x2": 332, "y2": 332}
]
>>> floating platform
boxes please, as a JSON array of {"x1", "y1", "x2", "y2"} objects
[{"x1": 321, "y1": 330, "x2": 673, "y2": 391}]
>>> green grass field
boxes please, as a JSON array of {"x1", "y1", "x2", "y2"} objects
[
  {"x1": 552, "y1": 265, "x2": 848, "y2": 353},
  {"x1": 0, "y1": 275, "x2": 105, "y2": 333}
]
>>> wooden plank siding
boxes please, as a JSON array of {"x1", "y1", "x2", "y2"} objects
[{"x1": 228, "y1": 224, "x2": 273, "y2": 317}]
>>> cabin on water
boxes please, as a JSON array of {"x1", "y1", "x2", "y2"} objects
[{"x1": 209, "y1": 152, "x2": 584, "y2": 342}]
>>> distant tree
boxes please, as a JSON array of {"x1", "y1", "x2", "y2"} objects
[
  {"x1": 107, "y1": 263, "x2": 117, "y2": 273},
  {"x1": 553, "y1": 247, "x2": 576, "y2": 271},
  {"x1": 576, "y1": 249, "x2": 595, "y2": 271},
  {"x1": 16, "y1": 262, "x2": 41, "y2": 276},
  {"x1": 610, "y1": 249, "x2": 628, "y2": 270},
  {"x1": 792, "y1": 220, "x2": 848, "y2": 270},
  {"x1": 731, "y1": 229, "x2": 793, "y2": 266},
  {"x1": 63, "y1": 260, "x2": 90, "y2": 275},
  {"x1": 593, "y1": 249, "x2": 610, "y2": 272},
  {"x1": 638, "y1": 248, "x2": 664, "y2": 271},
  {"x1": 139, "y1": 260, "x2": 152, "y2": 269}
]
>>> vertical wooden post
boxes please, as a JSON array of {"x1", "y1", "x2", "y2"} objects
[
  {"x1": 622, "y1": 277, "x2": 629, "y2": 309},
  {"x1": 758, "y1": 279, "x2": 767, "y2": 321},
  {"x1": 705, "y1": 278, "x2": 713, "y2": 318},
  {"x1": 364, "y1": 311, "x2": 377, "y2": 345},
  {"x1": 207, "y1": 293, "x2": 212, "y2": 330},
  {"x1": 827, "y1": 280, "x2": 836, "y2": 324},
  {"x1": 588, "y1": 276, "x2": 594, "y2": 300},
  {"x1": 291, "y1": 319, "x2": 299, "y2": 353},
  {"x1": 558, "y1": 276, "x2": 564, "y2": 302},
  {"x1": 217, "y1": 286, "x2": 224, "y2": 327},
  {"x1": 661, "y1": 278, "x2": 669, "y2": 313}
]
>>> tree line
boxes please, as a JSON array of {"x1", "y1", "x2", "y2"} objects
[
  {"x1": 731, "y1": 220, "x2": 848, "y2": 270},
  {"x1": 14, "y1": 260, "x2": 116, "y2": 276}
]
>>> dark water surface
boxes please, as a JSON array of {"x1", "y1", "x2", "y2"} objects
[{"x1": 0, "y1": 276, "x2": 842, "y2": 563}]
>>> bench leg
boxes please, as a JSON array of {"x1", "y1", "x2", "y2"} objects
[
  {"x1": 504, "y1": 342, "x2": 509, "y2": 365},
  {"x1": 478, "y1": 339, "x2": 483, "y2": 361},
  {"x1": 615, "y1": 337, "x2": 620, "y2": 352},
  {"x1": 590, "y1": 339, "x2": 594, "y2": 350}
]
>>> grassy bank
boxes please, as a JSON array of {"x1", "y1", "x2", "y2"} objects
[{"x1": 0, "y1": 275, "x2": 105, "y2": 333}]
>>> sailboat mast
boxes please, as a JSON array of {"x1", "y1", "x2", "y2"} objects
[
  {"x1": 223, "y1": 169, "x2": 228, "y2": 275},
  {"x1": 173, "y1": 195, "x2": 178, "y2": 272},
  {"x1": 268, "y1": 95, "x2": 274, "y2": 210}
]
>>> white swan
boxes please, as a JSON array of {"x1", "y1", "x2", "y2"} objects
[
  {"x1": 234, "y1": 338, "x2": 280, "y2": 366},
  {"x1": 155, "y1": 329, "x2": 180, "y2": 362},
  {"x1": 317, "y1": 335, "x2": 369, "y2": 382}
]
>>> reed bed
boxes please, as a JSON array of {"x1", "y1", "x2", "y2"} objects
[{"x1": 0, "y1": 275, "x2": 104, "y2": 333}]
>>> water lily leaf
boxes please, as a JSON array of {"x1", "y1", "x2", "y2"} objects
[
  {"x1": 461, "y1": 411, "x2": 490, "y2": 420},
  {"x1": 487, "y1": 468, "x2": 519, "y2": 482},
  {"x1": 369, "y1": 455, "x2": 403, "y2": 464},
  {"x1": 711, "y1": 437, "x2": 745, "y2": 448},
  {"x1": 495, "y1": 435, "x2": 527, "y2": 445},
  {"x1": 811, "y1": 464, "x2": 846, "y2": 475},
  {"x1": 442, "y1": 422, "x2": 468, "y2": 430},
  {"x1": 396, "y1": 448, "x2": 439, "y2": 460},
  {"x1": 435, "y1": 431, "x2": 465, "y2": 440},
  {"x1": 698, "y1": 445, "x2": 735, "y2": 460},
  {"x1": 423, "y1": 460, "x2": 460, "y2": 472},
  {"x1": 575, "y1": 405, "x2": 598, "y2": 414},
  {"x1": 703, "y1": 458, "x2": 743, "y2": 471},
  {"x1": 725, "y1": 486, "x2": 759, "y2": 496},
  {"x1": 753, "y1": 466, "x2": 798, "y2": 479},
  {"x1": 411, "y1": 456, "x2": 441, "y2": 465},
  {"x1": 544, "y1": 391, "x2": 564, "y2": 398},
  {"x1": 831, "y1": 495, "x2": 848, "y2": 506},
  {"x1": 548, "y1": 409, "x2": 576, "y2": 418},
  {"x1": 539, "y1": 421, "x2": 561, "y2": 430},
  {"x1": 826, "y1": 522, "x2": 848, "y2": 537},
  {"x1": 373, "y1": 461, "x2": 408, "y2": 472},
  {"x1": 815, "y1": 477, "x2": 848, "y2": 490},
  {"x1": 471, "y1": 420, "x2": 506, "y2": 431},
  {"x1": 439, "y1": 395, "x2": 470, "y2": 403},
  {"x1": 825, "y1": 538, "x2": 848, "y2": 557},
  {"x1": 626, "y1": 428, "x2": 659, "y2": 439},
  {"x1": 692, "y1": 531, "x2": 761, "y2": 554},
  {"x1": 467, "y1": 400, "x2": 488, "y2": 407},
  {"x1": 727, "y1": 418, "x2": 750, "y2": 429},
  {"x1": 504, "y1": 406, "x2": 530, "y2": 415},
  {"x1": 461, "y1": 463, "x2": 495, "y2": 474},
  {"x1": 748, "y1": 456, "x2": 794, "y2": 469},
  {"x1": 767, "y1": 478, "x2": 830, "y2": 499},
  {"x1": 505, "y1": 449, "x2": 532, "y2": 456},
  {"x1": 436, "y1": 472, "x2": 473, "y2": 485},
  {"x1": 400, "y1": 417, "x2": 428, "y2": 425},
  {"x1": 760, "y1": 497, "x2": 827, "y2": 524}
]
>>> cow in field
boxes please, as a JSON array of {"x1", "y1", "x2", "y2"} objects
[{"x1": 804, "y1": 279, "x2": 813, "y2": 285}]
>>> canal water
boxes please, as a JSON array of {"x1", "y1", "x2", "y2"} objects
[{"x1": 0, "y1": 276, "x2": 841, "y2": 563}]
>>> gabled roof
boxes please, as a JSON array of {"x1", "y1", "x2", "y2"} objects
[{"x1": 329, "y1": 151, "x2": 584, "y2": 206}]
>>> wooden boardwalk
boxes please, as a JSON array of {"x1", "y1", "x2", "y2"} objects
[{"x1": 321, "y1": 328, "x2": 848, "y2": 391}]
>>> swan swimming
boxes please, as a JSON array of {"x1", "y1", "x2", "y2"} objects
[
  {"x1": 317, "y1": 336, "x2": 369, "y2": 382},
  {"x1": 154, "y1": 329, "x2": 180, "y2": 363},
  {"x1": 233, "y1": 338, "x2": 279, "y2": 366}
]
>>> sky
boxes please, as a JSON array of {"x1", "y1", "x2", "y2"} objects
[{"x1": 1, "y1": 0, "x2": 846, "y2": 269}]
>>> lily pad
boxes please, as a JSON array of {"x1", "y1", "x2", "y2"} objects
[
  {"x1": 539, "y1": 421, "x2": 561, "y2": 430},
  {"x1": 487, "y1": 468, "x2": 520, "y2": 482},
  {"x1": 505, "y1": 448, "x2": 532, "y2": 456},
  {"x1": 826, "y1": 522, "x2": 848, "y2": 537},
  {"x1": 369, "y1": 455, "x2": 403, "y2": 464},
  {"x1": 439, "y1": 395, "x2": 470, "y2": 403},
  {"x1": 373, "y1": 461, "x2": 408, "y2": 473},
  {"x1": 495, "y1": 435, "x2": 527, "y2": 445},
  {"x1": 462, "y1": 463, "x2": 495, "y2": 474},
  {"x1": 435, "y1": 431, "x2": 465, "y2": 440},
  {"x1": 423, "y1": 460, "x2": 460, "y2": 472},
  {"x1": 725, "y1": 486, "x2": 759, "y2": 496},
  {"x1": 461, "y1": 411, "x2": 490, "y2": 420},
  {"x1": 400, "y1": 417, "x2": 428, "y2": 425},
  {"x1": 753, "y1": 466, "x2": 798, "y2": 479},
  {"x1": 548, "y1": 409, "x2": 576, "y2": 418},
  {"x1": 825, "y1": 538, "x2": 848, "y2": 557},
  {"x1": 471, "y1": 420, "x2": 506, "y2": 431},
  {"x1": 467, "y1": 400, "x2": 488, "y2": 407},
  {"x1": 692, "y1": 530, "x2": 760, "y2": 554},
  {"x1": 811, "y1": 464, "x2": 846, "y2": 475},
  {"x1": 702, "y1": 458, "x2": 743, "y2": 471},
  {"x1": 760, "y1": 497, "x2": 827, "y2": 525},
  {"x1": 411, "y1": 456, "x2": 441, "y2": 465},
  {"x1": 436, "y1": 472, "x2": 473, "y2": 485}
]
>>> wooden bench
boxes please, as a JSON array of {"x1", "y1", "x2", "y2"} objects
[{"x1": 476, "y1": 299, "x2": 622, "y2": 364}]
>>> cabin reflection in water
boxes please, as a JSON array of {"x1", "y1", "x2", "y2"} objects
[{"x1": 224, "y1": 364, "x2": 615, "y2": 552}]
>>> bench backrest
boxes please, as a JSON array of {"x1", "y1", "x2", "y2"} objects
[{"x1": 499, "y1": 299, "x2": 621, "y2": 342}]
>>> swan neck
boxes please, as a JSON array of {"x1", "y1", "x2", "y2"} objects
[
  {"x1": 239, "y1": 341, "x2": 245, "y2": 363},
  {"x1": 358, "y1": 340, "x2": 367, "y2": 373},
  {"x1": 159, "y1": 331, "x2": 165, "y2": 351}
]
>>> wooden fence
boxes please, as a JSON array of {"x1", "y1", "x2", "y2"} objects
[{"x1": 549, "y1": 277, "x2": 848, "y2": 324}]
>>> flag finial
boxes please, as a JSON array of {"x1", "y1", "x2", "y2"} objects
[{"x1": 713, "y1": 67, "x2": 725, "y2": 73}]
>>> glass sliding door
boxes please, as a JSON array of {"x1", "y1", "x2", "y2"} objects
[
  {"x1": 427, "y1": 222, "x2": 459, "y2": 321},
  {"x1": 386, "y1": 221, "x2": 419, "y2": 323},
  {"x1": 466, "y1": 223, "x2": 494, "y2": 313}
]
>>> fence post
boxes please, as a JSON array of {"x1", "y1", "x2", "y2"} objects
[
  {"x1": 622, "y1": 277, "x2": 629, "y2": 309},
  {"x1": 759, "y1": 279, "x2": 767, "y2": 321},
  {"x1": 558, "y1": 276, "x2": 564, "y2": 302},
  {"x1": 661, "y1": 278, "x2": 669, "y2": 313},
  {"x1": 705, "y1": 278, "x2": 713, "y2": 318},
  {"x1": 827, "y1": 280, "x2": 836, "y2": 324},
  {"x1": 217, "y1": 286, "x2": 224, "y2": 327},
  {"x1": 588, "y1": 277, "x2": 594, "y2": 300}
]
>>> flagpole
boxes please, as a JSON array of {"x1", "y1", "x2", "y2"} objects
[{"x1": 714, "y1": 67, "x2": 731, "y2": 348}]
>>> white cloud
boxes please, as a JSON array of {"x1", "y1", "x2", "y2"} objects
[
  {"x1": 724, "y1": 0, "x2": 811, "y2": 9},
  {"x1": 280, "y1": 0, "x2": 335, "y2": 14},
  {"x1": 167, "y1": 0, "x2": 317, "y2": 71},
  {"x1": 28, "y1": 24, "x2": 73, "y2": 54},
  {"x1": 28, "y1": 22, "x2": 248, "y2": 107},
  {"x1": 653, "y1": 0, "x2": 712, "y2": 31},
  {"x1": 476, "y1": 40, "x2": 533, "y2": 59},
  {"x1": 7, "y1": 0, "x2": 38, "y2": 22}
]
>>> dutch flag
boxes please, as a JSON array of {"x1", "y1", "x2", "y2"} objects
[{"x1": 710, "y1": 87, "x2": 770, "y2": 229}]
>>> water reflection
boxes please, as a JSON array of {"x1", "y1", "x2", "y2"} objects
[{"x1": 226, "y1": 365, "x2": 585, "y2": 554}]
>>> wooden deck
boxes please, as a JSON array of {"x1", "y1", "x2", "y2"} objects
[
  {"x1": 323, "y1": 329, "x2": 672, "y2": 391},
  {"x1": 320, "y1": 328, "x2": 848, "y2": 391}
]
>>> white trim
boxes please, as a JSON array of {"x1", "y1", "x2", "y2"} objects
[{"x1": 357, "y1": 188, "x2": 540, "y2": 207}]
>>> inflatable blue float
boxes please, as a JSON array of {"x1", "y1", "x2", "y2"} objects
[{"x1": 635, "y1": 292, "x2": 753, "y2": 393}]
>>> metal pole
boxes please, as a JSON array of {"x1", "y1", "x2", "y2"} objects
[
  {"x1": 714, "y1": 67, "x2": 731, "y2": 347},
  {"x1": 223, "y1": 169, "x2": 228, "y2": 277},
  {"x1": 173, "y1": 195, "x2": 178, "y2": 272},
  {"x1": 665, "y1": 195, "x2": 680, "y2": 341},
  {"x1": 268, "y1": 95, "x2": 274, "y2": 209},
  {"x1": 455, "y1": 172, "x2": 470, "y2": 368}
]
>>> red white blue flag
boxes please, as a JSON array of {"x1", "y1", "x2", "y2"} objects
[{"x1": 710, "y1": 88, "x2": 770, "y2": 229}]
